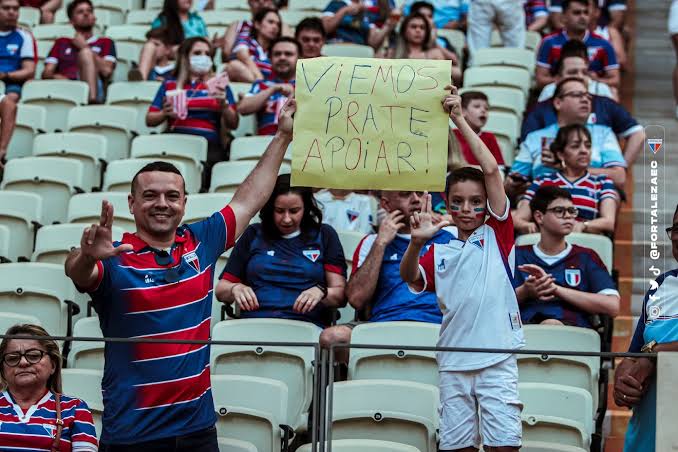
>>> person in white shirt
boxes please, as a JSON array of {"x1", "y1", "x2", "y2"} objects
[
  {"x1": 400, "y1": 86, "x2": 524, "y2": 451},
  {"x1": 314, "y1": 189, "x2": 376, "y2": 234}
]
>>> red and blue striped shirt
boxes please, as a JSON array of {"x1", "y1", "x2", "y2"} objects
[
  {"x1": 537, "y1": 30, "x2": 618, "y2": 76},
  {"x1": 246, "y1": 77, "x2": 296, "y2": 135}
]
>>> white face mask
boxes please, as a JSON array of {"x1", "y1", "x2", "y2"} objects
[{"x1": 189, "y1": 54, "x2": 212, "y2": 74}]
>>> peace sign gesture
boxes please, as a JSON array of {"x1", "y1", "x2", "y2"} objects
[
  {"x1": 79, "y1": 201, "x2": 133, "y2": 260},
  {"x1": 410, "y1": 192, "x2": 450, "y2": 245}
]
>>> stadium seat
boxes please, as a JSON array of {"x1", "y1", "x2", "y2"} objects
[
  {"x1": 519, "y1": 382, "x2": 593, "y2": 450},
  {"x1": 280, "y1": 9, "x2": 312, "y2": 26},
  {"x1": 216, "y1": 437, "x2": 258, "y2": 452},
  {"x1": 322, "y1": 44, "x2": 375, "y2": 58},
  {"x1": 107, "y1": 81, "x2": 163, "y2": 134},
  {"x1": 34, "y1": 39, "x2": 53, "y2": 79},
  {"x1": 1, "y1": 157, "x2": 85, "y2": 224},
  {"x1": 32, "y1": 223, "x2": 126, "y2": 265},
  {"x1": 348, "y1": 322, "x2": 439, "y2": 386},
  {"x1": 0, "y1": 225, "x2": 9, "y2": 262},
  {"x1": 105, "y1": 24, "x2": 148, "y2": 46},
  {"x1": 297, "y1": 439, "x2": 421, "y2": 452},
  {"x1": 68, "y1": 192, "x2": 136, "y2": 232},
  {"x1": 68, "y1": 317, "x2": 104, "y2": 370},
  {"x1": 214, "y1": 0, "x2": 249, "y2": 9},
  {"x1": 489, "y1": 30, "x2": 542, "y2": 52},
  {"x1": 211, "y1": 318, "x2": 321, "y2": 431},
  {"x1": 521, "y1": 442, "x2": 588, "y2": 452},
  {"x1": 436, "y1": 29, "x2": 465, "y2": 55},
  {"x1": 183, "y1": 193, "x2": 234, "y2": 224},
  {"x1": 21, "y1": 80, "x2": 89, "y2": 132},
  {"x1": 0, "y1": 312, "x2": 42, "y2": 334},
  {"x1": 67, "y1": 106, "x2": 138, "y2": 161},
  {"x1": 463, "y1": 66, "x2": 531, "y2": 96},
  {"x1": 31, "y1": 24, "x2": 79, "y2": 41},
  {"x1": 473, "y1": 47, "x2": 536, "y2": 74},
  {"x1": 102, "y1": 158, "x2": 189, "y2": 193},
  {"x1": 230, "y1": 136, "x2": 292, "y2": 163},
  {"x1": 331, "y1": 379, "x2": 439, "y2": 452},
  {"x1": 201, "y1": 10, "x2": 250, "y2": 27},
  {"x1": 337, "y1": 230, "x2": 365, "y2": 273},
  {"x1": 6, "y1": 104, "x2": 46, "y2": 161},
  {"x1": 0, "y1": 263, "x2": 79, "y2": 338},
  {"x1": 227, "y1": 83, "x2": 257, "y2": 137},
  {"x1": 516, "y1": 232, "x2": 614, "y2": 274},
  {"x1": 212, "y1": 374, "x2": 290, "y2": 452},
  {"x1": 144, "y1": 0, "x2": 163, "y2": 9},
  {"x1": 61, "y1": 368, "x2": 104, "y2": 437},
  {"x1": 458, "y1": 86, "x2": 526, "y2": 118},
  {"x1": 126, "y1": 9, "x2": 159, "y2": 25},
  {"x1": 33, "y1": 132, "x2": 107, "y2": 191},
  {"x1": 518, "y1": 325, "x2": 601, "y2": 417},
  {"x1": 210, "y1": 161, "x2": 292, "y2": 193},
  {"x1": 18, "y1": 6, "x2": 40, "y2": 29},
  {"x1": 483, "y1": 110, "x2": 520, "y2": 165},
  {"x1": 111, "y1": 42, "x2": 143, "y2": 83},
  {"x1": 92, "y1": 0, "x2": 137, "y2": 25},
  {"x1": 130, "y1": 134, "x2": 207, "y2": 193},
  {"x1": 0, "y1": 191, "x2": 42, "y2": 261}
]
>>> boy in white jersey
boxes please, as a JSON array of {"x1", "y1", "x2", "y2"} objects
[{"x1": 400, "y1": 86, "x2": 525, "y2": 451}]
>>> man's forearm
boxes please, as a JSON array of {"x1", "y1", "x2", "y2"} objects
[
  {"x1": 346, "y1": 241, "x2": 387, "y2": 309},
  {"x1": 237, "y1": 89, "x2": 275, "y2": 115},
  {"x1": 400, "y1": 241, "x2": 424, "y2": 285},
  {"x1": 622, "y1": 130, "x2": 645, "y2": 165},
  {"x1": 589, "y1": 166, "x2": 626, "y2": 188},
  {"x1": 65, "y1": 248, "x2": 98, "y2": 288},
  {"x1": 555, "y1": 286, "x2": 620, "y2": 317}
]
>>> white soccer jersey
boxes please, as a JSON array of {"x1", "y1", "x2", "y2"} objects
[
  {"x1": 315, "y1": 190, "x2": 376, "y2": 234},
  {"x1": 416, "y1": 200, "x2": 525, "y2": 371}
]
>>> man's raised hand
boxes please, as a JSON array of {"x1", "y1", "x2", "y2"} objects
[
  {"x1": 376, "y1": 210, "x2": 405, "y2": 246},
  {"x1": 79, "y1": 201, "x2": 133, "y2": 260},
  {"x1": 410, "y1": 192, "x2": 450, "y2": 245},
  {"x1": 442, "y1": 85, "x2": 463, "y2": 120},
  {"x1": 277, "y1": 97, "x2": 296, "y2": 138}
]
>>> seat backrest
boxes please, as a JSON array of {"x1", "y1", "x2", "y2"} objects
[
  {"x1": 0, "y1": 312, "x2": 43, "y2": 333},
  {"x1": 515, "y1": 233, "x2": 613, "y2": 273},
  {"x1": 210, "y1": 161, "x2": 291, "y2": 193},
  {"x1": 60, "y1": 368, "x2": 104, "y2": 435},
  {"x1": 183, "y1": 193, "x2": 234, "y2": 224},
  {"x1": 463, "y1": 66, "x2": 531, "y2": 95},
  {"x1": 348, "y1": 322, "x2": 439, "y2": 386},
  {"x1": 33, "y1": 223, "x2": 126, "y2": 265},
  {"x1": 458, "y1": 86, "x2": 526, "y2": 117},
  {"x1": 107, "y1": 81, "x2": 161, "y2": 104},
  {"x1": 131, "y1": 134, "x2": 208, "y2": 164},
  {"x1": 22, "y1": 79, "x2": 89, "y2": 105},
  {"x1": 33, "y1": 132, "x2": 108, "y2": 162},
  {"x1": 103, "y1": 158, "x2": 188, "y2": 192},
  {"x1": 19, "y1": 6, "x2": 40, "y2": 28},
  {"x1": 201, "y1": 10, "x2": 250, "y2": 27},
  {"x1": 337, "y1": 230, "x2": 365, "y2": 270},
  {"x1": 31, "y1": 24, "x2": 78, "y2": 40},
  {"x1": 229, "y1": 135, "x2": 274, "y2": 161},
  {"x1": 436, "y1": 28, "x2": 465, "y2": 55},
  {"x1": 104, "y1": 25, "x2": 149, "y2": 44},
  {"x1": 126, "y1": 9, "x2": 160, "y2": 25},
  {"x1": 473, "y1": 47, "x2": 536, "y2": 74},
  {"x1": 484, "y1": 110, "x2": 520, "y2": 142},
  {"x1": 212, "y1": 374, "x2": 288, "y2": 452},
  {"x1": 322, "y1": 44, "x2": 374, "y2": 58},
  {"x1": 0, "y1": 225, "x2": 9, "y2": 261},
  {"x1": 68, "y1": 317, "x2": 105, "y2": 370},
  {"x1": 67, "y1": 105, "x2": 138, "y2": 131},
  {"x1": 0, "y1": 191, "x2": 42, "y2": 261},
  {"x1": 297, "y1": 439, "x2": 422, "y2": 452},
  {"x1": 68, "y1": 192, "x2": 136, "y2": 231},
  {"x1": 332, "y1": 380, "x2": 438, "y2": 452},
  {"x1": 6, "y1": 104, "x2": 47, "y2": 160}
]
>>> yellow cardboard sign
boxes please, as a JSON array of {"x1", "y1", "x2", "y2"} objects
[{"x1": 291, "y1": 57, "x2": 451, "y2": 191}]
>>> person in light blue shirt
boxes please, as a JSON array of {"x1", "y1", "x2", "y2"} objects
[{"x1": 403, "y1": 0, "x2": 468, "y2": 29}]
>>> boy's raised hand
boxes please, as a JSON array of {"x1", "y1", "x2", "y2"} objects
[
  {"x1": 410, "y1": 192, "x2": 450, "y2": 245},
  {"x1": 442, "y1": 85, "x2": 463, "y2": 122}
]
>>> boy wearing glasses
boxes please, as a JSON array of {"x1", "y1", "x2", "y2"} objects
[{"x1": 514, "y1": 186, "x2": 620, "y2": 327}]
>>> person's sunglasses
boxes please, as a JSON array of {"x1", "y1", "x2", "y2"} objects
[
  {"x1": 545, "y1": 206, "x2": 579, "y2": 218},
  {"x1": 152, "y1": 249, "x2": 180, "y2": 283},
  {"x1": 2, "y1": 349, "x2": 46, "y2": 367}
]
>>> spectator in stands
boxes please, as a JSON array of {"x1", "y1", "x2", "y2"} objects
[
  {"x1": 226, "y1": 8, "x2": 281, "y2": 83},
  {"x1": 65, "y1": 99, "x2": 298, "y2": 450},
  {"x1": 0, "y1": 0, "x2": 36, "y2": 99},
  {"x1": 134, "y1": 0, "x2": 208, "y2": 81},
  {"x1": 525, "y1": 0, "x2": 549, "y2": 32},
  {"x1": 404, "y1": 0, "x2": 467, "y2": 30},
  {"x1": 388, "y1": 12, "x2": 445, "y2": 59},
  {"x1": 146, "y1": 37, "x2": 239, "y2": 186},
  {"x1": 509, "y1": 77, "x2": 626, "y2": 193},
  {"x1": 19, "y1": 0, "x2": 60, "y2": 24},
  {"x1": 467, "y1": 0, "x2": 526, "y2": 58},
  {"x1": 536, "y1": 0, "x2": 619, "y2": 90},
  {"x1": 216, "y1": 174, "x2": 347, "y2": 328},
  {"x1": 295, "y1": 17, "x2": 326, "y2": 59},
  {"x1": 222, "y1": 0, "x2": 276, "y2": 56},
  {"x1": 552, "y1": 0, "x2": 626, "y2": 31},
  {"x1": 448, "y1": 90, "x2": 505, "y2": 171},
  {"x1": 238, "y1": 37, "x2": 298, "y2": 136},
  {"x1": 671, "y1": 0, "x2": 678, "y2": 119},
  {"x1": 513, "y1": 124, "x2": 619, "y2": 235},
  {"x1": 514, "y1": 186, "x2": 620, "y2": 327},
  {"x1": 319, "y1": 190, "x2": 456, "y2": 363},
  {"x1": 589, "y1": 0, "x2": 626, "y2": 69},
  {"x1": 616, "y1": 204, "x2": 678, "y2": 452},
  {"x1": 321, "y1": 0, "x2": 399, "y2": 50},
  {"x1": 42, "y1": 0, "x2": 116, "y2": 104},
  {"x1": 315, "y1": 189, "x2": 376, "y2": 234},
  {"x1": 401, "y1": 87, "x2": 523, "y2": 452},
  {"x1": 0, "y1": 324, "x2": 98, "y2": 450}
]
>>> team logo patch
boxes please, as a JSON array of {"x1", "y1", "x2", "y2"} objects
[
  {"x1": 346, "y1": 209, "x2": 360, "y2": 222},
  {"x1": 647, "y1": 138, "x2": 662, "y2": 154},
  {"x1": 6, "y1": 43, "x2": 18, "y2": 55},
  {"x1": 468, "y1": 235, "x2": 484, "y2": 250},
  {"x1": 267, "y1": 250, "x2": 275, "y2": 257},
  {"x1": 565, "y1": 268, "x2": 581, "y2": 287},
  {"x1": 303, "y1": 249, "x2": 320, "y2": 262},
  {"x1": 183, "y1": 251, "x2": 200, "y2": 272}
]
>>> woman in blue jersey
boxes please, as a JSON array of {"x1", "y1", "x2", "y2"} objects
[
  {"x1": 0, "y1": 324, "x2": 98, "y2": 451},
  {"x1": 615, "y1": 204, "x2": 678, "y2": 452},
  {"x1": 216, "y1": 174, "x2": 347, "y2": 327}
]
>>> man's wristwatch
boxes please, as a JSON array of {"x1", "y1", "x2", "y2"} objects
[{"x1": 641, "y1": 340, "x2": 657, "y2": 353}]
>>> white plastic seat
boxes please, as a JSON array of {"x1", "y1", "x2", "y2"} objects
[
  {"x1": 516, "y1": 233, "x2": 613, "y2": 273},
  {"x1": 473, "y1": 47, "x2": 536, "y2": 74},
  {"x1": 183, "y1": 193, "x2": 233, "y2": 224},
  {"x1": 35, "y1": 39, "x2": 54, "y2": 79},
  {"x1": 31, "y1": 24, "x2": 78, "y2": 41},
  {"x1": 92, "y1": 0, "x2": 136, "y2": 25},
  {"x1": 337, "y1": 230, "x2": 365, "y2": 273},
  {"x1": 0, "y1": 191, "x2": 42, "y2": 261},
  {"x1": 436, "y1": 28, "x2": 465, "y2": 54},
  {"x1": 111, "y1": 41, "x2": 143, "y2": 83},
  {"x1": 18, "y1": 6, "x2": 40, "y2": 29},
  {"x1": 210, "y1": 161, "x2": 292, "y2": 193},
  {"x1": 280, "y1": 9, "x2": 312, "y2": 26},
  {"x1": 458, "y1": 86, "x2": 526, "y2": 118},
  {"x1": 103, "y1": 158, "x2": 189, "y2": 193},
  {"x1": 67, "y1": 106, "x2": 137, "y2": 161},
  {"x1": 519, "y1": 382, "x2": 593, "y2": 450},
  {"x1": 217, "y1": 437, "x2": 258, "y2": 452},
  {"x1": 521, "y1": 442, "x2": 587, "y2": 452},
  {"x1": 105, "y1": 24, "x2": 148, "y2": 45},
  {"x1": 106, "y1": 81, "x2": 163, "y2": 134},
  {"x1": 32, "y1": 223, "x2": 126, "y2": 265},
  {"x1": 211, "y1": 318, "x2": 321, "y2": 431},
  {"x1": 130, "y1": 134, "x2": 207, "y2": 193},
  {"x1": 518, "y1": 325, "x2": 601, "y2": 416},
  {"x1": 286, "y1": 0, "x2": 326, "y2": 9},
  {"x1": 6, "y1": 104, "x2": 46, "y2": 160},
  {"x1": 126, "y1": 9, "x2": 160, "y2": 25},
  {"x1": 1, "y1": 157, "x2": 85, "y2": 224},
  {"x1": 348, "y1": 322, "x2": 439, "y2": 386},
  {"x1": 322, "y1": 44, "x2": 374, "y2": 58},
  {"x1": 68, "y1": 317, "x2": 104, "y2": 370},
  {"x1": 201, "y1": 10, "x2": 250, "y2": 27},
  {"x1": 33, "y1": 132, "x2": 107, "y2": 190},
  {"x1": 0, "y1": 312, "x2": 42, "y2": 333},
  {"x1": 68, "y1": 192, "x2": 136, "y2": 232},
  {"x1": 212, "y1": 374, "x2": 289, "y2": 452},
  {"x1": 230, "y1": 136, "x2": 293, "y2": 163},
  {"x1": 463, "y1": 66, "x2": 531, "y2": 96},
  {"x1": 490, "y1": 29, "x2": 542, "y2": 52},
  {"x1": 483, "y1": 111, "x2": 520, "y2": 165},
  {"x1": 0, "y1": 225, "x2": 9, "y2": 261},
  {"x1": 144, "y1": 0, "x2": 163, "y2": 9},
  {"x1": 61, "y1": 369, "x2": 104, "y2": 436},
  {"x1": 331, "y1": 379, "x2": 439, "y2": 452},
  {"x1": 0, "y1": 263, "x2": 78, "y2": 337},
  {"x1": 21, "y1": 80, "x2": 89, "y2": 132},
  {"x1": 297, "y1": 439, "x2": 421, "y2": 452}
]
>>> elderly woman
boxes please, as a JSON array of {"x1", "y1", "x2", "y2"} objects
[
  {"x1": 615, "y1": 205, "x2": 678, "y2": 452},
  {"x1": 0, "y1": 324, "x2": 97, "y2": 451}
]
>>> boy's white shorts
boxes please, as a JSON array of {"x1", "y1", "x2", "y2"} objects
[{"x1": 439, "y1": 356, "x2": 522, "y2": 450}]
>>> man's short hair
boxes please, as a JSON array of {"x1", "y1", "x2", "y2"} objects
[
  {"x1": 67, "y1": 0, "x2": 93, "y2": 20},
  {"x1": 131, "y1": 161, "x2": 185, "y2": 194},
  {"x1": 553, "y1": 76, "x2": 587, "y2": 99},
  {"x1": 410, "y1": 1, "x2": 435, "y2": 14},
  {"x1": 562, "y1": 0, "x2": 589, "y2": 12},
  {"x1": 445, "y1": 166, "x2": 486, "y2": 196},
  {"x1": 460, "y1": 91, "x2": 488, "y2": 109},
  {"x1": 555, "y1": 40, "x2": 588, "y2": 73},
  {"x1": 270, "y1": 36, "x2": 301, "y2": 56},
  {"x1": 295, "y1": 17, "x2": 326, "y2": 38},
  {"x1": 529, "y1": 186, "x2": 573, "y2": 214}
]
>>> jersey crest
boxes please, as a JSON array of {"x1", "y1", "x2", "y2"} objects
[
  {"x1": 346, "y1": 209, "x2": 360, "y2": 222},
  {"x1": 565, "y1": 268, "x2": 582, "y2": 287},
  {"x1": 183, "y1": 250, "x2": 201, "y2": 272},
  {"x1": 303, "y1": 249, "x2": 320, "y2": 262}
]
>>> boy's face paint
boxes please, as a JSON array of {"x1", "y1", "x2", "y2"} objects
[
  {"x1": 446, "y1": 180, "x2": 487, "y2": 233},
  {"x1": 473, "y1": 206, "x2": 486, "y2": 218}
]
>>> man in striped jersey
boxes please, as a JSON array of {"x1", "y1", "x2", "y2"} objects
[{"x1": 64, "y1": 99, "x2": 297, "y2": 451}]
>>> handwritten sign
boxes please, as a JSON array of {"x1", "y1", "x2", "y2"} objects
[{"x1": 291, "y1": 57, "x2": 450, "y2": 191}]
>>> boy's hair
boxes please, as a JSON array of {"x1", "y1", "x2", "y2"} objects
[
  {"x1": 295, "y1": 17, "x2": 326, "y2": 38},
  {"x1": 131, "y1": 161, "x2": 185, "y2": 194},
  {"x1": 445, "y1": 166, "x2": 486, "y2": 196},
  {"x1": 562, "y1": 0, "x2": 589, "y2": 12},
  {"x1": 67, "y1": 0, "x2": 93, "y2": 19},
  {"x1": 555, "y1": 40, "x2": 588, "y2": 74},
  {"x1": 270, "y1": 36, "x2": 301, "y2": 55},
  {"x1": 410, "y1": 1, "x2": 434, "y2": 14},
  {"x1": 553, "y1": 76, "x2": 587, "y2": 99},
  {"x1": 529, "y1": 186, "x2": 573, "y2": 215},
  {"x1": 460, "y1": 91, "x2": 488, "y2": 109}
]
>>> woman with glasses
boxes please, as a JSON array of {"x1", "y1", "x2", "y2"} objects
[
  {"x1": 513, "y1": 123, "x2": 620, "y2": 235},
  {"x1": 0, "y1": 324, "x2": 98, "y2": 451},
  {"x1": 514, "y1": 186, "x2": 620, "y2": 327}
]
